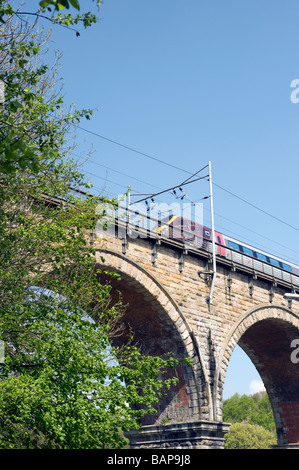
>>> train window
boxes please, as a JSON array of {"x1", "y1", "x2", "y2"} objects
[
  {"x1": 256, "y1": 252, "x2": 268, "y2": 262},
  {"x1": 242, "y1": 246, "x2": 253, "y2": 256},
  {"x1": 228, "y1": 240, "x2": 240, "y2": 251},
  {"x1": 281, "y1": 262, "x2": 292, "y2": 272},
  {"x1": 269, "y1": 257, "x2": 280, "y2": 267}
]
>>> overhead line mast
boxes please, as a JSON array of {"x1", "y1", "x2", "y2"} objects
[
  {"x1": 127, "y1": 161, "x2": 217, "y2": 304},
  {"x1": 208, "y1": 161, "x2": 216, "y2": 305}
]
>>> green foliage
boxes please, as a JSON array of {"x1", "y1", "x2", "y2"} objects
[
  {"x1": 0, "y1": 1, "x2": 101, "y2": 32},
  {"x1": 224, "y1": 422, "x2": 277, "y2": 450},
  {"x1": 0, "y1": 11, "x2": 94, "y2": 175},
  {"x1": 0, "y1": 0, "x2": 100, "y2": 176},
  {"x1": 223, "y1": 392, "x2": 277, "y2": 449},
  {"x1": 39, "y1": 0, "x2": 102, "y2": 11},
  {"x1": 223, "y1": 392, "x2": 276, "y2": 432},
  {"x1": 39, "y1": 0, "x2": 81, "y2": 10},
  {"x1": 0, "y1": 289, "x2": 178, "y2": 449},
  {"x1": 0, "y1": 7, "x2": 180, "y2": 449}
]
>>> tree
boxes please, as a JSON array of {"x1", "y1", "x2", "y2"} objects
[
  {"x1": 0, "y1": 10, "x2": 180, "y2": 449},
  {"x1": 223, "y1": 392, "x2": 276, "y2": 432},
  {"x1": 223, "y1": 392, "x2": 277, "y2": 449},
  {"x1": 0, "y1": 287, "x2": 178, "y2": 449},
  {"x1": 0, "y1": 1, "x2": 102, "y2": 35},
  {"x1": 224, "y1": 422, "x2": 277, "y2": 450},
  {"x1": 0, "y1": 0, "x2": 101, "y2": 174},
  {"x1": 0, "y1": 3, "x2": 94, "y2": 174}
]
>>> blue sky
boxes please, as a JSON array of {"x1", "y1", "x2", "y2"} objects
[{"x1": 32, "y1": 1, "x2": 299, "y2": 399}]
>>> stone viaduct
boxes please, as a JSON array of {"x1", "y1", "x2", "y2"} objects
[{"x1": 93, "y1": 220, "x2": 299, "y2": 450}]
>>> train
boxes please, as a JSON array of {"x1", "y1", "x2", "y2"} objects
[{"x1": 154, "y1": 214, "x2": 299, "y2": 287}]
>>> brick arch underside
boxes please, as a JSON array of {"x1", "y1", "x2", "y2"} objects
[
  {"x1": 220, "y1": 306, "x2": 299, "y2": 445},
  {"x1": 95, "y1": 250, "x2": 204, "y2": 426}
]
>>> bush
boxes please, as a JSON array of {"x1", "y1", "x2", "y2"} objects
[{"x1": 224, "y1": 422, "x2": 277, "y2": 449}]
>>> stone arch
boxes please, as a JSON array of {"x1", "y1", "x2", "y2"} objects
[
  {"x1": 217, "y1": 304, "x2": 299, "y2": 446},
  {"x1": 95, "y1": 249, "x2": 211, "y2": 425}
]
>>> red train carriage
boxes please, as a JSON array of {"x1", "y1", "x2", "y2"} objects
[{"x1": 155, "y1": 214, "x2": 299, "y2": 287}]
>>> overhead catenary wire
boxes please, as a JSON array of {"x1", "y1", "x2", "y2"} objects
[
  {"x1": 131, "y1": 174, "x2": 209, "y2": 204},
  {"x1": 80, "y1": 164, "x2": 299, "y2": 262},
  {"x1": 76, "y1": 125, "x2": 299, "y2": 237},
  {"x1": 212, "y1": 220, "x2": 299, "y2": 265},
  {"x1": 74, "y1": 173, "x2": 299, "y2": 263},
  {"x1": 180, "y1": 164, "x2": 209, "y2": 185},
  {"x1": 83, "y1": 158, "x2": 163, "y2": 191},
  {"x1": 207, "y1": 208, "x2": 299, "y2": 257},
  {"x1": 77, "y1": 126, "x2": 193, "y2": 175},
  {"x1": 214, "y1": 183, "x2": 299, "y2": 234},
  {"x1": 83, "y1": 160, "x2": 208, "y2": 218},
  {"x1": 83, "y1": 164, "x2": 204, "y2": 215}
]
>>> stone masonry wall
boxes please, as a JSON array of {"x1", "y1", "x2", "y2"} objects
[{"x1": 95, "y1": 232, "x2": 299, "y2": 446}]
